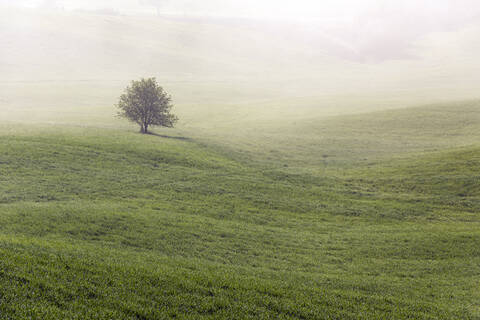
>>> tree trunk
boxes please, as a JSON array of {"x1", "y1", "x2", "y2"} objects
[{"x1": 144, "y1": 124, "x2": 148, "y2": 134}]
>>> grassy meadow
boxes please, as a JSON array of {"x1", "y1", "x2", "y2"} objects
[
  {"x1": 1, "y1": 5, "x2": 480, "y2": 320},
  {"x1": 1, "y1": 101, "x2": 479, "y2": 319}
]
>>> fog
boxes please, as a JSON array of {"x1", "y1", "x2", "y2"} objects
[
  {"x1": 1, "y1": 0, "x2": 480, "y2": 124},
  {"x1": 5, "y1": 0, "x2": 480, "y2": 20}
]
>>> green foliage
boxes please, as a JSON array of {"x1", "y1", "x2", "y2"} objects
[{"x1": 117, "y1": 78, "x2": 178, "y2": 134}]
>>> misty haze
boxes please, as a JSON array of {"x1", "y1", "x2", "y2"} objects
[{"x1": 0, "y1": 1, "x2": 479, "y2": 319}]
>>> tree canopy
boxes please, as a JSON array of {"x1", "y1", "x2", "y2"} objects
[{"x1": 117, "y1": 78, "x2": 178, "y2": 134}]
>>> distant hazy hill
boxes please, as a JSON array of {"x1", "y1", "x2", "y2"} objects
[{"x1": 1, "y1": 6, "x2": 479, "y2": 126}]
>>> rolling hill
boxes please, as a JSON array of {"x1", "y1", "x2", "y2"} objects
[
  {"x1": 1, "y1": 5, "x2": 480, "y2": 319},
  {"x1": 0, "y1": 102, "x2": 479, "y2": 318}
]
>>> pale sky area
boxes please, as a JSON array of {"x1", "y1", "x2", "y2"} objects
[
  {"x1": 1, "y1": 0, "x2": 480, "y2": 119},
  {"x1": 3, "y1": 0, "x2": 480, "y2": 48},
  {"x1": 2, "y1": 0, "x2": 479, "y2": 64},
  {"x1": 1, "y1": 0, "x2": 480, "y2": 84},
  {"x1": 2, "y1": 0, "x2": 480, "y2": 22}
]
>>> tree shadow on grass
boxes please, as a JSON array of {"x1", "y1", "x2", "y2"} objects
[{"x1": 147, "y1": 132, "x2": 192, "y2": 141}]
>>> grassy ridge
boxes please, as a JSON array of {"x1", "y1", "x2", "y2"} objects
[
  {"x1": 186, "y1": 100, "x2": 480, "y2": 173},
  {"x1": 0, "y1": 112, "x2": 479, "y2": 319}
]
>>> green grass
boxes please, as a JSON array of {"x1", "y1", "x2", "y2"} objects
[
  {"x1": 0, "y1": 101, "x2": 480, "y2": 319},
  {"x1": 2, "y1": 7, "x2": 480, "y2": 319}
]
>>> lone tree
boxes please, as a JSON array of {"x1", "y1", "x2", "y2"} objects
[{"x1": 117, "y1": 78, "x2": 178, "y2": 134}]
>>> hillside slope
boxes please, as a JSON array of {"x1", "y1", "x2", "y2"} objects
[
  {"x1": 0, "y1": 119, "x2": 479, "y2": 319},
  {"x1": 1, "y1": 7, "x2": 480, "y2": 317},
  {"x1": 189, "y1": 100, "x2": 480, "y2": 171}
]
